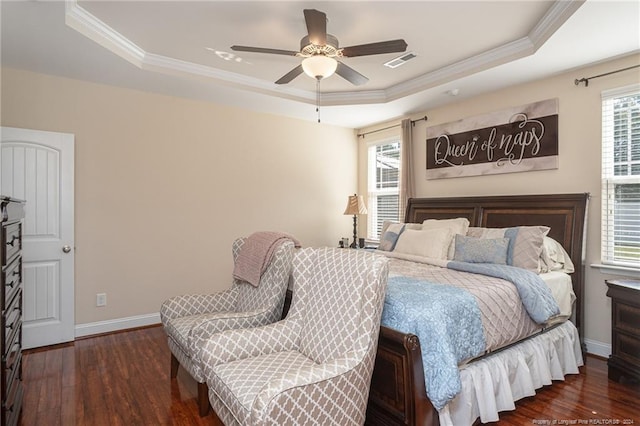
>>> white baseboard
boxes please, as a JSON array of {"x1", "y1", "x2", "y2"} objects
[
  {"x1": 75, "y1": 312, "x2": 161, "y2": 338},
  {"x1": 584, "y1": 338, "x2": 611, "y2": 358}
]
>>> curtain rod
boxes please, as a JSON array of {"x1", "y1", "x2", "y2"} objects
[
  {"x1": 574, "y1": 64, "x2": 640, "y2": 87},
  {"x1": 357, "y1": 115, "x2": 428, "y2": 138}
]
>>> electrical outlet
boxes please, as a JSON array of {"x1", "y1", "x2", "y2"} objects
[{"x1": 96, "y1": 293, "x2": 107, "y2": 307}]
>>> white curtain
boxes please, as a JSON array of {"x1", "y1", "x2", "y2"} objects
[{"x1": 399, "y1": 118, "x2": 415, "y2": 217}]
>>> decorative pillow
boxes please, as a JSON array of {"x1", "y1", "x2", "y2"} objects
[
  {"x1": 422, "y1": 218, "x2": 471, "y2": 259},
  {"x1": 378, "y1": 223, "x2": 405, "y2": 251},
  {"x1": 453, "y1": 235, "x2": 509, "y2": 264},
  {"x1": 540, "y1": 236, "x2": 575, "y2": 273},
  {"x1": 394, "y1": 228, "x2": 454, "y2": 260},
  {"x1": 467, "y1": 225, "x2": 550, "y2": 272}
]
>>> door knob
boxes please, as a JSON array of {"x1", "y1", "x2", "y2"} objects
[{"x1": 62, "y1": 245, "x2": 72, "y2": 253}]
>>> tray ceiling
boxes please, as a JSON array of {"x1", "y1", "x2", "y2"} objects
[{"x1": 2, "y1": 1, "x2": 639, "y2": 128}]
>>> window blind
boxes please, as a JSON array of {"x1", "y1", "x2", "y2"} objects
[
  {"x1": 367, "y1": 140, "x2": 401, "y2": 240},
  {"x1": 601, "y1": 84, "x2": 640, "y2": 267}
]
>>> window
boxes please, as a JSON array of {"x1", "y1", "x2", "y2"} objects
[
  {"x1": 367, "y1": 138, "x2": 401, "y2": 240},
  {"x1": 601, "y1": 85, "x2": 640, "y2": 268}
]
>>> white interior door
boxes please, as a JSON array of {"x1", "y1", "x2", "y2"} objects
[{"x1": 1, "y1": 126, "x2": 75, "y2": 349}]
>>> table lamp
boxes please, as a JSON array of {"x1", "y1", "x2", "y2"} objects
[{"x1": 343, "y1": 194, "x2": 368, "y2": 248}]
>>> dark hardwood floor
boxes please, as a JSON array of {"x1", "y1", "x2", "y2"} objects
[{"x1": 21, "y1": 325, "x2": 639, "y2": 425}]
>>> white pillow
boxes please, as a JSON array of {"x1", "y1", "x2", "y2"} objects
[
  {"x1": 540, "y1": 236, "x2": 575, "y2": 273},
  {"x1": 422, "y1": 218, "x2": 470, "y2": 259},
  {"x1": 394, "y1": 228, "x2": 454, "y2": 260}
]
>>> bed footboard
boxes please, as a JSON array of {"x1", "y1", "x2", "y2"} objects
[{"x1": 366, "y1": 326, "x2": 438, "y2": 426}]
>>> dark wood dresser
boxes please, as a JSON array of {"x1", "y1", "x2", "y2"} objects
[
  {"x1": 1, "y1": 196, "x2": 25, "y2": 426},
  {"x1": 606, "y1": 279, "x2": 640, "y2": 383}
]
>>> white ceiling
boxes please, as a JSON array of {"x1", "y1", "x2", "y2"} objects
[{"x1": 2, "y1": 1, "x2": 639, "y2": 129}]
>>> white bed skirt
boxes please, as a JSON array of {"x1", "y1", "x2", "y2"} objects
[{"x1": 439, "y1": 321, "x2": 583, "y2": 426}]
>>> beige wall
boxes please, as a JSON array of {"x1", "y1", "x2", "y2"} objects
[
  {"x1": 358, "y1": 53, "x2": 640, "y2": 353},
  {"x1": 1, "y1": 68, "x2": 357, "y2": 325}
]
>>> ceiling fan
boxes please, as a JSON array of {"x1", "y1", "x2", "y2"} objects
[{"x1": 231, "y1": 9, "x2": 408, "y2": 86}]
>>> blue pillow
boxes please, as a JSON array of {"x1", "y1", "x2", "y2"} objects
[
  {"x1": 378, "y1": 223, "x2": 405, "y2": 251},
  {"x1": 453, "y1": 235, "x2": 509, "y2": 264}
]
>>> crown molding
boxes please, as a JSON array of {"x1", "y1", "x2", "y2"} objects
[
  {"x1": 385, "y1": 36, "x2": 535, "y2": 102},
  {"x1": 64, "y1": 0, "x2": 583, "y2": 108},
  {"x1": 529, "y1": 0, "x2": 585, "y2": 48},
  {"x1": 64, "y1": 0, "x2": 315, "y2": 104},
  {"x1": 65, "y1": 0, "x2": 145, "y2": 66}
]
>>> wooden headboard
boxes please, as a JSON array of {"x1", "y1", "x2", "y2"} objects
[{"x1": 404, "y1": 193, "x2": 589, "y2": 341}]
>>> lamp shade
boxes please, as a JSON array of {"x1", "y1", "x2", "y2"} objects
[
  {"x1": 344, "y1": 194, "x2": 368, "y2": 215},
  {"x1": 302, "y1": 55, "x2": 337, "y2": 80}
]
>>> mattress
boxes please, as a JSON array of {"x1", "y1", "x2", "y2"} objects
[{"x1": 541, "y1": 270, "x2": 575, "y2": 322}]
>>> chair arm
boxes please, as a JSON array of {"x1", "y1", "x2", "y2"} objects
[
  {"x1": 199, "y1": 319, "x2": 302, "y2": 376},
  {"x1": 160, "y1": 288, "x2": 237, "y2": 323},
  {"x1": 251, "y1": 351, "x2": 364, "y2": 424}
]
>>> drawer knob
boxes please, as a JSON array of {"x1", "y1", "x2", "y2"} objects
[{"x1": 6, "y1": 235, "x2": 19, "y2": 247}]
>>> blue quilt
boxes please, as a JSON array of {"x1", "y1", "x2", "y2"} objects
[
  {"x1": 381, "y1": 276, "x2": 485, "y2": 410},
  {"x1": 447, "y1": 261, "x2": 560, "y2": 323}
]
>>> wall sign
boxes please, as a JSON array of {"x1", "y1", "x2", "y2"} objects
[{"x1": 425, "y1": 99, "x2": 558, "y2": 179}]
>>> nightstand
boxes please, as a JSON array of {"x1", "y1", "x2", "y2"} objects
[{"x1": 605, "y1": 279, "x2": 640, "y2": 383}]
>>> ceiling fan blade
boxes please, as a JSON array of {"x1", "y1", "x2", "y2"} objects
[
  {"x1": 231, "y1": 45, "x2": 299, "y2": 56},
  {"x1": 304, "y1": 9, "x2": 327, "y2": 46},
  {"x1": 340, "y1": 39, "x2": 408, "y2": 57},
  {"x1": 336, "y1": 61, "x2": 368, "y2": 86},
  {"x1": 275, "y1": 65, "x2": 304, "y2": 84}
]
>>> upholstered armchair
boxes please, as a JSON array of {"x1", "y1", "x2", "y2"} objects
[
  {"x1": 160, "y1": 237, "x2": 294, "y2": 416},
  {"x1": 199, "y1": 247, "x2": 389, "y2": 425}
]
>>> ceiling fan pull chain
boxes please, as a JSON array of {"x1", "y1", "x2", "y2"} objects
[{"x1": 316, "y1": 77, "x2": 321, "y2": 123}]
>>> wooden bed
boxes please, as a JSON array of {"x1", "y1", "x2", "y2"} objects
[{"x1": 365, "y1": 193, "x2": 589, "y2": 426}]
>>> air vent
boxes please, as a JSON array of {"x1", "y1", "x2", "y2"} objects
[{"x1": 384, "y1": 52, "x2": 417, "y2": 69}]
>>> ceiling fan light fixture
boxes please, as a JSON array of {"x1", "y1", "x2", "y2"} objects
[{"x1": 302, "y1": 55, "x2": 337, "y2": 80}]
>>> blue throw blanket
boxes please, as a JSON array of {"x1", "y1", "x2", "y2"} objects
[
  {"x1": 381, "y1": 276, "x2": 485, "y2": 410},
  {"x1": 447, "y1": 261, "x2": 560, "y2": 323}
]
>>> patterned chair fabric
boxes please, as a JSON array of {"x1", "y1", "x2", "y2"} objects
[
  {"x1": 160, "y1": 238, "x2": 294, "y2": 402},
  {"x1": 199, "y1": 247, "x2": 389, "y2": 425}
]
